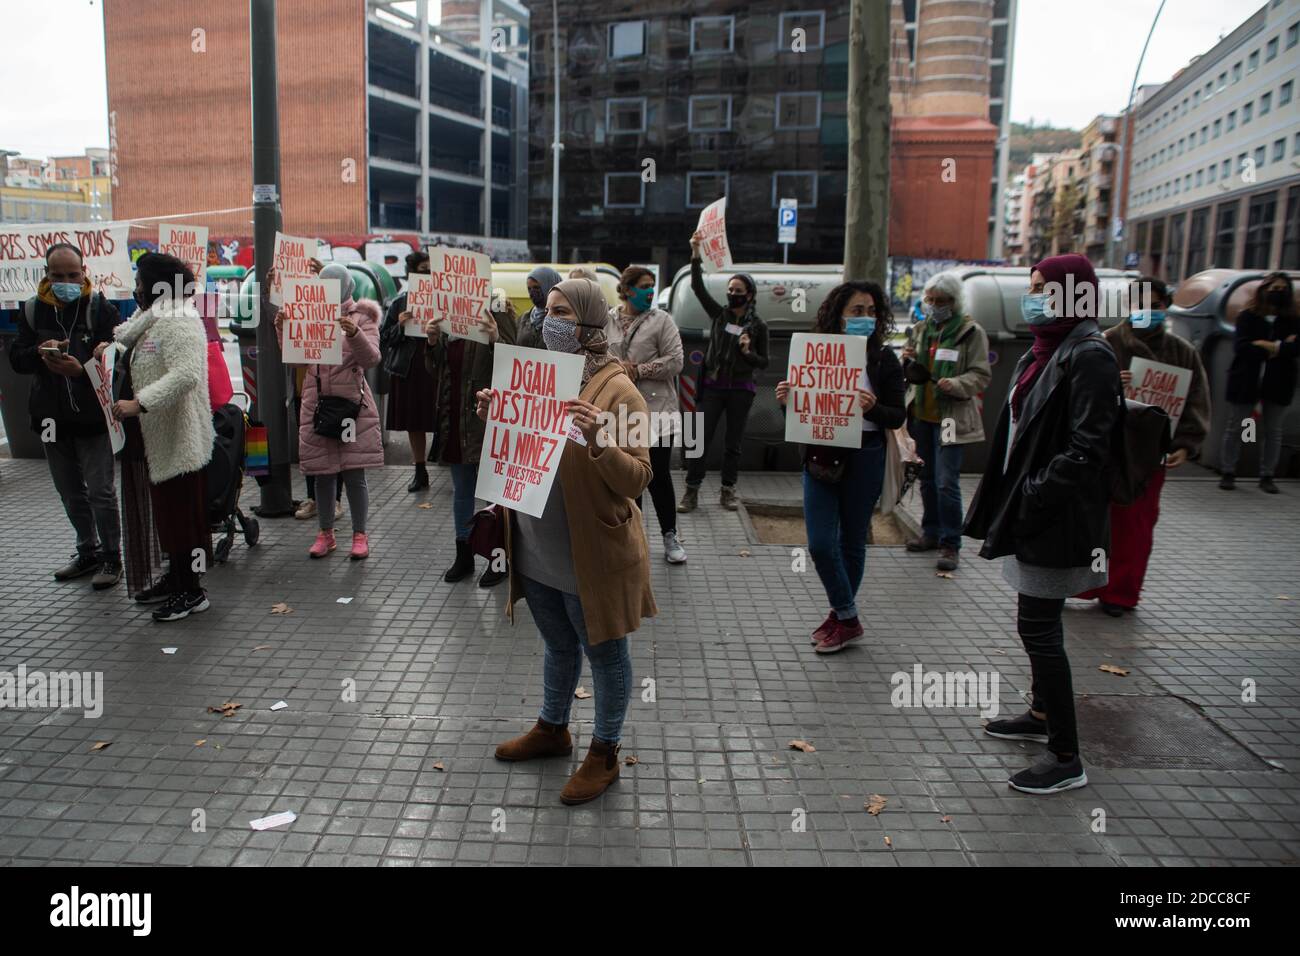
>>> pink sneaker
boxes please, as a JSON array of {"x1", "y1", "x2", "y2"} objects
[
  {"x1": 814, "y1": 617, "x2": 865, "y2": 654},
  {"x1": 309, "y1": 530, "x2": 336, "y2": 559},
  {"x1": 810, "y1": 611, "x2": 836, "y2": 645},
  {"x1": 350, "y1": 532, "x2": 369, "y2": 561}
]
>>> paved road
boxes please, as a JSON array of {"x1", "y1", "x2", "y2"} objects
[{"x1": 0, "y1": 462, "x2": 1296, "y2": 866}]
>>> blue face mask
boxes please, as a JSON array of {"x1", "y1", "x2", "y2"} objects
[
  {"x1": 844, "y1": 316, "x2": 876, "y2": 337},
  {"x1": 1021, "y1": 293, "x2": 1055, "y2": 326},
  {"x1": 1129, "y1": 309, "x2": 1166, "y2": 330},
  {"x1": 51, "y1": 282, "x2": 82, "y2": 303},
  {"x1": 628, "y1": 287, "x2": 655, "y2": 313}
]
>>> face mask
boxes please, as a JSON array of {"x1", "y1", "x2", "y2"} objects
[
  {"x1": 726, "y1": 292, "x2": 748, "y2": 309},
  {"x1": 628, "y1": 287, "x2": 654, "y2": 313},
  {"x1": 1129, "y1": 309, "x2": 1166, "y2": 330},
  {"x1": 133, "y1": 289, "x2": 149, "y2": 309},
  {"x1": 51, "y1": 281, "x2": 82, "y2": 303},
  {"x1": 541, "y1": 315, "x2": 582, "y2": 353},
  {"x1": 925, "y1": 304, "x2": 952, "y2": 324},
  {"x1": 1266, "y1": 289, "x2": 1290, "y2": 309},
  {"x1": 1021, "y1": 293, "x2": 1055, "y2": 326},
  {"x1": 844, "y1": 316, "x2": 876, "y2": 337},
  {"x1": 528, "y1": 288, "x2": 546, "y2": 308}
]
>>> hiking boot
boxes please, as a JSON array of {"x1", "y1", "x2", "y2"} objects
[
  {"x1": 1219, "y1": 472, "x2": 1235, "y2": 490},
  {"x1": 1008, "y1": 754, "x2": 1088, "y2": 795},
  {"x1": 936, "y1": 547, "x2": 959, "y2": 572},
  {"x1": 814, "y1": 617, "x2": 864, "y2": 654},
  {"x1": 984, "y1": 710, "x2": 1049, "y2": 743},
  {"x1": 677, "y1": 486, "x2": 699, "y2": 513},
  {"x1": 294, "y1": 499, "x2": 318, "y2": 520},
  {"x1": 560, "y1": 738, "x2": 621, "y2": 805},
  {"x1": 309, "y1": 530, "x2": 337, "y2": 558},
  {"x1": 349, "y1": 532, "x2": 369, "y2": 560},
  {"x1": 906, "y1": 536, "x2": 938, "y2": 552},
  {"x1": 92, "y1": 559, "x2": 122, "y2": 590},
  {"x1": 54, "y1": 551, "x2": 99, "y2": 581},
  {"x1": 1260, "y1": 476, "x2": 1279, "y2": 494},
  {"x1": 494, "y1": 719, "x2": 573, "y2": 761},
  {"x1": 810, "y1": 611, "x2": 836, "y2": 646},
  {"x1": 663, "y1": 531, "x2": 687, "y2": 564},
  {"x1": 719, "y1": 485, "x2": 739, "y2": 510},
  {"x1": 478, "y1": 563, "x2": 508, "y2": 587},
  {"x1": 443, "y1": 539, "x2": 474, "y2": 583},
  {"x1": 152, "y1": 589, "x2": 210, "y2": 623},
  {"x1": 407, "y1": 463, "x2": 429, "y2": 492}
]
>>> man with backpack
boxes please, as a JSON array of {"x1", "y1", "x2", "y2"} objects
[{"x1": 8, "y1": 242, "x2": 123, "y2": 587}]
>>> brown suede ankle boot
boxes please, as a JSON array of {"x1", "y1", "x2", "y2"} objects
[
  {"x1": 560, "y1": 738, "x2": 620, "y2": 805},
  {"x1": 494, "y1": 719, "x2": 573, "y2": 761}
]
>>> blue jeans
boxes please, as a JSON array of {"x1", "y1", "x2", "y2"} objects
[
  {"x1": 802, "y1": 432, "x2": 886, "y2": 620},
  {"x1": 449, "y1": 462, "x2": 477, "y2": 540},
  {"x1": 909, "y1": 417, "x2": 965, "y2": 549},
  {"x1": 520, "y1": 574, "x2": 633, "y2": 743}
]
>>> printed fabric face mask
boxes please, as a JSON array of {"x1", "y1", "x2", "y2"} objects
[
  {"x1": 541, "y1": 316, "x2": 582, "y2": 353},
  {"x1": 844, "y1": 316, "x2": 876, "y2": 337},
  {"x1": 1129, "y1": 309, "x2": 1166, "y2": 330},
  {"x1": 628, "y1": 287, "x2": 655, "y2": 313},
  {"x1": 1021, "y1": 293, "x2": 1055, "y2": 326},
  {"x1": 925, "y1": 303, "x2": 952, "y2": 324}
]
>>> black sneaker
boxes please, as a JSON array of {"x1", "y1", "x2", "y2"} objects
[
  {"x1": 984, "y1": 710, "x2": 1049, "y2": 743},
  {"x1": 134, "y1": 574, "x2": 174, "y2": 604},
  {"x1": 152, "y1": 590, "x2": 210, "y2": 622},
  {"x1": 1009, "y1": 754, "x2": 1088, "y2": 795},
  {"x1": 1259, "y1": 477, "x2": 1279, "y2": 494},
  {"x1": 1100, "y1": 601, "x2": 1125, "y2": 617},
  {"x1": 1219, "y1": 472, "x2": 1235, "y2": 490},
  {"x1": 54, "y1": 551, "x2": 99, "y2": 581},
  {"x1": 478, "y1": 565, "x2": 507, "y2": 588}
]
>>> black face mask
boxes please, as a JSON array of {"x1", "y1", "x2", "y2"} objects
[
  {"x1": 1266, "y1": 289, "x2": 1290, "y2": 308},
  {"x1": 726, "y1": 292, "x2": 748, "y2": 309},
  {"x1": 528, "y1": 289, "x2": 546, "y2": 308},
  {"x1": 133, "y1": 290, "x2": 148, "y2": 309}
]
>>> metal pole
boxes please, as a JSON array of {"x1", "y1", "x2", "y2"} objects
[
  {"x1": 251, "y1": 0, "x2": 293, "y2": 516},
  {"x1": 783, "y1": 243, "x2": 789, "y2": 266},
  {"x1": 1106, "y1": 0, "x2": 1165, "y2": 269},
  {"x1": 418, "y1": 0, "x2": 430, "y2": 235},
  {"x1": 482, "y1": 0, "x2": 493, "y2": 238},
  {"x1": 549, "y1": 0, "x2": 562, "y2": 261},
  {"x1": 843, "y1": 0, "x2": 891, "y2": 281}
]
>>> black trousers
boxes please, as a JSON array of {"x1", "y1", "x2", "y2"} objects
[
  {"x1": 685, "y1": 385, "x2": 755, "y2": 489},
  {"x1": 637, "y1": 444, "x2": 677, "y2": 536},
  {"x1": 1018, "y1": 594, "x2": 1079, "y2": 756}
]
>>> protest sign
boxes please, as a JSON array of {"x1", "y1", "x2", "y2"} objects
[
  {"x1": 1126, "y1": 358, "x2": 1191, "y2": 434},
  {"x1": 269, "y1": 232, "x2": 317, "y2": 306},
  {"x1": 475, "y1": 344, "x2": 584, "y2": 518},
  {"x1": 158, "y1": 223, "x2": 208, "y2": 288},
  {"x1": 85, "y1": 348, "x2": 124, "y2": 455},
  {"x1": 785, "y1": 332, "x2": 867, "y2": 448},
  {"x1": 0, "y1": 222, "x2": 132, "y2": 301},
  {"x1": 403, "y1": 272, "x2": 437, "y2": 338},
  {"x1": 694, "y1": 197, "x2": 733, "y2": 273},
  {"x1": 279, "y1": 277, "x2": 342, "y2": 365},
  {"x1": 426, "y1": 246, "x2": 492, "y2": 344}
]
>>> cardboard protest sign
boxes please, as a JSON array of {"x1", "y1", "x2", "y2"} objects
[
  {"x1": 1126, "y1": 358, "x2": 1191, "y2": 434},
  {"x1": 475, "y1": 344, "x2": 584, "y2": 518},
  {"x1": 426, "y1": 246, "x2": 492, "y2": 344},
  {"x1": 694, "y1": 197, "x2": 733, "y2": 273},
  {"x1": 85, "y1": 348, "x2": 124, "y2": 455},
  {"x1": 279, "y1": 277, "x2": 342, "y2": 365},
  {"x1": 0, "y1": 222, "x2": 132, "y2": 301},
  {"x1": 269, "y1": 232, "x2": 317, "y2": 306},
  {"x1": 785, "y1": 333, "x2": 867, "y2": 448},
  {"x1": 403, "y1": 272, "x2": 437, "y2": 338},
  {"x1": 158, "y1": 223, "x2": 209, "y2": 288}
]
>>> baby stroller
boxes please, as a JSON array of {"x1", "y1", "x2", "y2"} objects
[{"x1": 206, "y1": 391, "x2": 261, "y2": 563}]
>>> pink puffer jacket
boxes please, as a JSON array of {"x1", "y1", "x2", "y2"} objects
[{"x1": 298, "y1": 299, "x2": 385, "y2": 476}]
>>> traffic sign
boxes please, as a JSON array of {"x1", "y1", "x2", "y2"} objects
[{"x1": 778, "y1": 198, "x2": 797, "y2": 245}]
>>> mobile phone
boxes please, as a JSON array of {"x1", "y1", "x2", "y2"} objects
[{"x1": 39, "y1": 345, "x2": 65, "y2": 357}]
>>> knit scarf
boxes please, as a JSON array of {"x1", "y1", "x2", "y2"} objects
[
  {"x1": 553, "y1": 278, "x2": 616, "y2": 386},
  {"x1": 914, "y1": 313, "x2": 963, "y2": 421}
]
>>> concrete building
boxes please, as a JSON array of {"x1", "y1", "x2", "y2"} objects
[
  {"x1": 0, "y1": 149, "x2": 110, "y2": 224},
  {"x1": 1126, "y1": 0, "x2": 1300, "y2": 281},
  {"x1": 1077, "y1": 115, "x2": 1120, "y2": 263},
  {"x1": 1002, "y1": 169, "x2": 1025, "y2": 262},
  {"x1": 102, "y1": 0, "x2": 529, "y2": 247}
]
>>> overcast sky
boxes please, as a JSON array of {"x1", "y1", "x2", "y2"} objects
[{"x1": 0, "y1": 0, "x2": 1272, "y2": 158}]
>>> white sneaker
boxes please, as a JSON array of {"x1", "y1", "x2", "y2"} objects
[
  {"x1": 294, "y1": 499, "x2": 317, "y2": 520},
  {"x1": 663, "y1": 531, "x2": 687, "y2": 564}
]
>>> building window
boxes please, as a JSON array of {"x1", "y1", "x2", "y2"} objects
[
  {"x1": 1288, "y1": 22, "x2": 1299, "y2": 49},
  {"x1": 1295, "y1": 131, "x2": 1300, "y2": 155},
  {"x1": 1282, "y1": 81, "x2": 1294, "y2": 106},
  {"x1": 1266, "y1": 36, "x2": 1278, "y2": 61},
  {"x1": 1165, "y1": 212, "x2": 1186, "y2": 283},
  {"x1": 1186, "y1": 206, "x2": 1210, "y2": 275},
  {"x1": 1196, "y1": 169, "x2": 1204, "y2": 187},
  {"x1": 608, "y1": 21, "x2": 646, "y2": 59},
  {"x1": 1243, "y1": 101, "x2": 1253, "y2": 123},
  {"x1": 1254, "y1": 145, "x2": 1266, "y2": 167},
  {"x1": 1248, "y1": 50, "x2": 1259, "y2": 73},
  {"x1": 1221, "y1": 158, "x2": 1231, "y2": 179},
  {"x1": 1200, "y1": 125, "x2": 1208, "y2": 144},
  {"x1": 690, "y1": 16, "x2": 734, "y2": 55},
  {"x1": 771, "y1": 171, "x2": 818, "y2": 207},
  {"x1": 1212, "y1": 202, "x2": 1237, "y2": 267},
  {"x1": 686, "y1": 171, "x2": 728, "y2": 208},
  {"x1": 1213, "y1": 119, "x2": 1222, "y2": 138},
  {"x1": 776, "y1": 92, "x2": 821, "y2": 129},
  {"x1": 688, "y1": 95, "x2": 732, "y2": 132},
  {"x1": 1209, "y1": 163, "x2": 1217, "y2": 183},
  {"x1": 1281, "y1": 185, "x2": 1300, "y2": 269},
  {"x1": 1233, "y1": 61, "x2": 1243, "y2": 83},
  {"x1": 778, "y1": 11, "x2": 826, "y2": 50},
  {"x1": 1217, "y1": 71, "x2": 1227, "y2": 91},
  {"x1": 1226, "y1": 111, "x2": 1236, "y2": 132},
  {"x1": 1274, "y1": 138, "x2": 1286, "y2": 162},
  {"x1": 1243, "y1": 192, "x2": 1278, "y2": 268},
  {"x1": 604, "y1": 173, "x2": 645, "y2": 208},
  {"x1": 606, "y1": 97, "x2": 646, "y2": 135},
  {"x1": 1260, "y1": 91, "x2": 1272, "y2": 115}
]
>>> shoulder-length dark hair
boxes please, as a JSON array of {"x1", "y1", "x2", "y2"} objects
[
  {"x1": 812, "y1": 280, "x2": 894, "y2": 352},
  {"x1": 135, "y1": 251, "x2": 197, "y2": 306},
  {"x1": 1250, "y1": 271, "x2": 1296, "y2": 318}
]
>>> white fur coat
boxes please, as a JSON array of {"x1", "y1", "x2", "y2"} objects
[{"x1": 113, "y1": 298, "x2": 214, "y2": 483}]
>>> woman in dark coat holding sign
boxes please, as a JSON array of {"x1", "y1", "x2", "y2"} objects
[
  {"x1": 379, "y1": 250, "x2": 439, "y2": 492},
  {"x1": 475, "y1": 277, "x2": 656, "y2": 807},
  {"x1": 775, "y1": 281, "x2": 905, "y2": 655},
  {"x1": 964, "y1": 254, "x2": 1124, "y2": 795}
]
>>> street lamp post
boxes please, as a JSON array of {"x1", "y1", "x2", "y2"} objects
[{"x1": 549, "y1": 0, "x2": 562, "y2": 262}]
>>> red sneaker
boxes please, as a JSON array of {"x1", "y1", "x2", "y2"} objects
[
  {"x1": 810, "y1": 611, "x2": 837, "y2": 645},
  {"x1": 350, "y1": 532, "x2": 369, "y2": 560},
  {"x1": 309, "y1": 530, "x2": 336, "y2": 559},
  {"x1": 814, "y1": 617, "x2": 864, "y2": 654}
]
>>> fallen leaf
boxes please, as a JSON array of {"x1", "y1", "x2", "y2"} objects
[
  {"x1": 1098, "y1": 664, "x2": 1130, "y2": 677},
  {"x1": 1277, "y1": 595, "x2": 1292, "y2": 601},
  {"x1": 738, "y1": 549, "x2": 751, "y2": 557},
  {"x1": 788, "y1": 739, "x2": 816, "y2": 753},
  {"x1": 270, "y1": 603, "x2": 292, "y2": 615},
  {"x1": 884, "y1": 835, "x2": 892, "y2": 848},
  {"x1": 936, "y1": 571, "x2": 954, "y2": 579},
  {"x1": 432, "y1": 762, "x2": 445, "y2": 771},
  {"x1": 90, "y1": 741, "x2": 111, "y2": 752},
  {"x1": 207, "y1": 701, "x2": 242, "y2": 718},
  {"x1": 417, "y1": 502, "x2": 433, "y2": 510},
  {"x1": 940, "y1": 815, "x2": 952, "y2": 823},
  {"x1": 624, "y1": 755, "x2": 639, "y2": 766},
  {"x1": 194, "y1": 739, "x2": 207, "y2": 747},
  {"x1": 574, "y1": 686, "x2": 592, "y2": 700},
  {"x1": 865, "y1": 793, "x2": 888, "y2": 815},
  {"x1": 252, "y1": 645, "x2": 272, "y2": 652}
]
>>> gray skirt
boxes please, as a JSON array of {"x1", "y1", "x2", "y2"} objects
[{"x1": 1002, "y1": 557, "x2": 1106, "y2": 600}]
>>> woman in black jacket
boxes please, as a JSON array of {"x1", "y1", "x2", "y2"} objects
[
  {"x1": 776, "y1": 281, "x2": 905, "y2": 654},
  {"x1": 1218, "y1": 272, "x2": 1297, "y2": 494},
  {"x1": 964, "y1": 254, "x2": 1123, "y2": 795},
  {"x1": 678, "y1": 230, "x2": 770, "y2": 512},
  {"x1": 379, "y1": 250, "x2": 438, "y2": 492}
]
